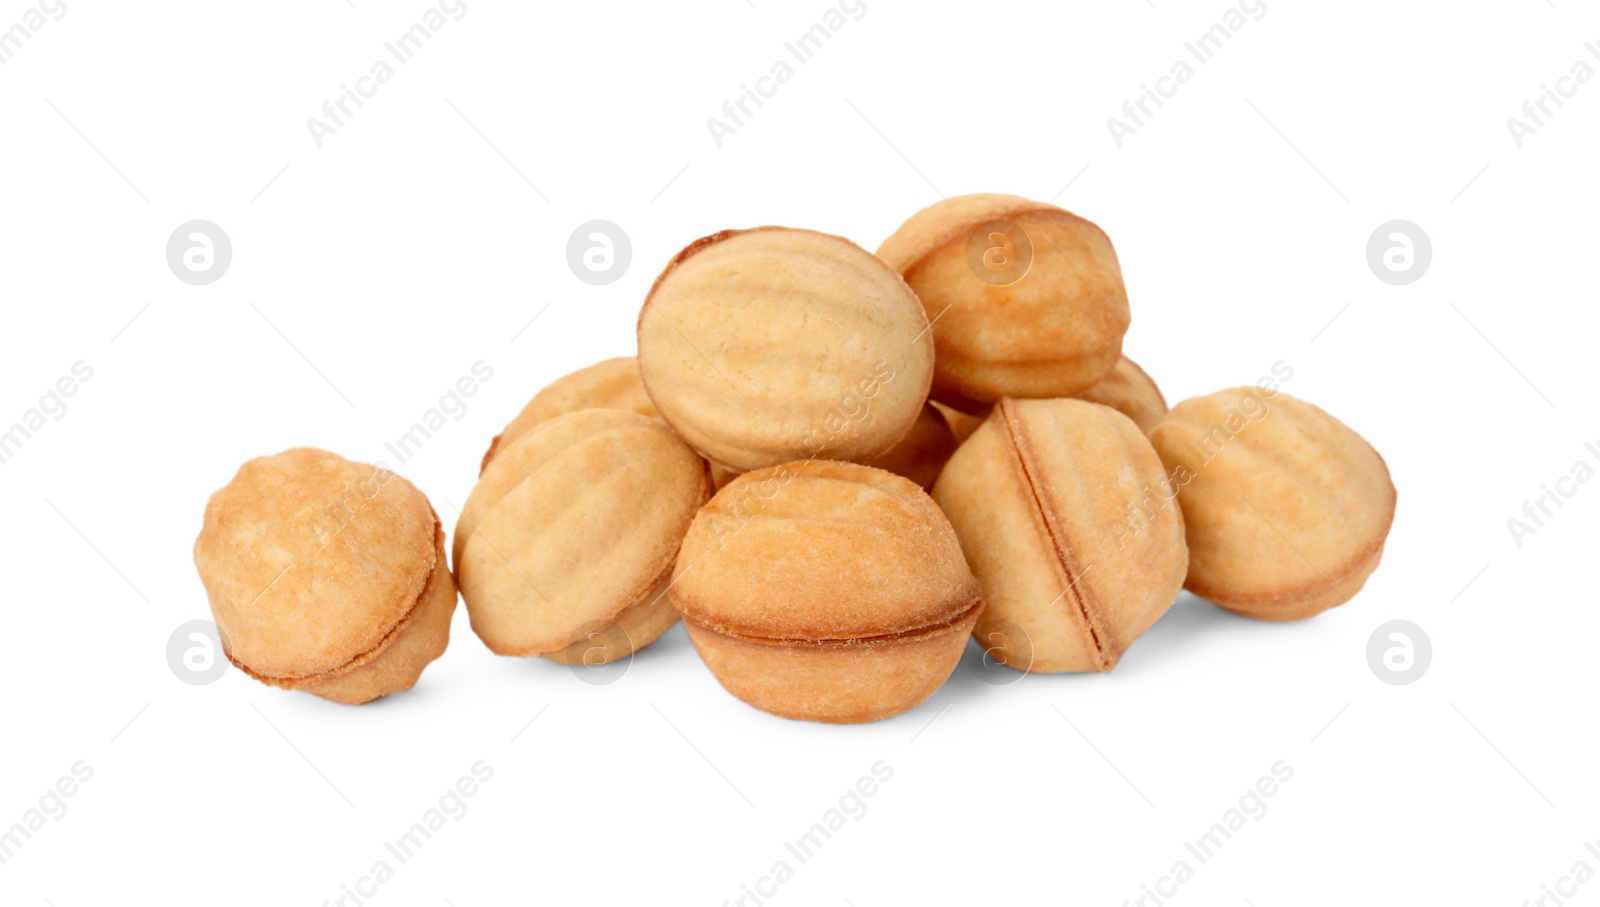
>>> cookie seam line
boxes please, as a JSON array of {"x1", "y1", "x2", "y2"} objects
[
  {"x1": 999, "y1": 400, "x2": 1109, "y2": 668},
  {"x1": 679, "y1": 596, "x2": 984, "y2": 647},
  {"x1": 228, "y1": 520, "x2": 443, "y2": 684}
]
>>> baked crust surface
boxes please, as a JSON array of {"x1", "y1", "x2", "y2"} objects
[
  {"x1": 194, "y1": 447, "x2": 438, "y2": 681},
  {"x1": 481, "y1": 356, "x2": 659, "y2": 473},
  {"x1": 672, "y1": 459, "x2": 982, "y2": 723},
  {"x1": 1148, "y1": 388, "x2": 1396, "y2": 619},
  {"x1": 231, "y1": 524, "x2": 458, "y2": 705},
  {"x1": 878, "y1": 194, "x2": 1131, "y2": 410},
  {"x1": 456, "y1": 409, "x2": 709, "y2": 657},
  {"x1": 861, "y1": 401, "x2": 959, "y2": 490},
  {"x1": 1075, "y1": 355, "x2": 1167, "y2": 434},
  {"x1": 638, "y1": 227, "x2": 934, "y2": 472},
  {"x1": 933, "y1": 398, "x2": 1187, "y2": 672},
  {"x1": 672, "y1": 460, "x2": 980, "y2": 640}
]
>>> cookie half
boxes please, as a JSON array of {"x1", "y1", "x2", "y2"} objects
[{"x1": 193, "y1": 448, "x2": 455, "y2": 704}]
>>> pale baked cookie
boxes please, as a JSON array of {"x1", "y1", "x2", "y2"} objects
[
  {"x1": 455, "y1": 410, "x2": 709, "y2": 662},
  {"x1": 878, "y1": 194, "x2": 1131, "y2": 412},
  {"x1": 481, "y1": 356, "x2": 658, "y2": 473},
  {"x1": 671, "y1": 460, "x2": 983, "y2": 724},
  {"x1": 933, "y1": 398, "x2": 1187, "y2": 673},
  {"x1": 1149, "y1": 389, "x2": 1396, "y2": 621},
  {"x1": 637, "y1": 227, "x2": 935, "y2": 473},
  {"x1": 193, "y1": 448, "x2": 456, "y2": 705},
  {"x1": 1074, "y1": 355, "x2": 1167, "y2": 434},
  {"x1": 711, "y1": 403, "x2": 958, "y2": 492}
]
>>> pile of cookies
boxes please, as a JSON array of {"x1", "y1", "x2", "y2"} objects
[{"x1": 193, "y1": 193, "x2": 1397, "y2": 721}]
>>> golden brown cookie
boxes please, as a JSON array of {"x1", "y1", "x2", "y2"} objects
[
  {"x1": 1074, "y1": 355, "x2": 1167, "y2": 434},
  {"x1": 480, "y1": 356, "x2": 658, "y2": 473},
  {"x1": 932, "y1": 398, "x2": 1186, "y2": 673},
  {"x1": 864, "y1": 401, "x2": 959, "y2": 490},
  {"x1": 455, "y1": 409, "x2": 709, "y2": 662},
  {"x1": 931, "y1": 401, "x2": 987, "y2": 445},
  {"x1": 709, "y1": 463, "x2": 740, "y2": 491},
  {"x1": 193, "y1": 448, "x2": 456, "y2": 705},
  {"x1": 878, "y1": 194, "x2": 1131, "y2": 412},
  {"x1": 1148, "y1": 388, "x2": 1396, "y2": 620},
  {"x1": 638, "y1": 227, "x2": 935, "y2": 473},
  {"x1": 671, "y1": 460, "x2": 983, "y2": 723}
]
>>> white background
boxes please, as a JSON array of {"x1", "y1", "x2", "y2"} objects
[{"x1": 2, "y1": 1, "x2": 1596, "y2": 904}]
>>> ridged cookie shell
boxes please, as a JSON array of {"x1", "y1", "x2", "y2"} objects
[
  {"x1": 877, "y1": 194, "x2": 1130, "y2": 407},
  {"x1": 671, "y1": 460, "x2": 981, "y2": 642},
  {"x1": 194, "y1": 447, "x2": 437, "y2": 680},
  {"x1": 637, "y1": 227, "x2": 934, "y2": 472},
  {"x1": 456, "y1": 409, "x2": 709, "y2": 656},
  {"x1": 933, "y1": 398, "x2": 1187, "y2": 672},
  {"x1": 1149, "y1": 388, "x2": 1396, "y2": 615},
  {"x1": 480, "y1": 357, "x2": 659, "y2": 474}
]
